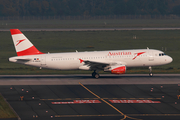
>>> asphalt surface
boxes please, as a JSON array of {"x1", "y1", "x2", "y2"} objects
[
  {"x1": 1, "y1": 28, "x2": 180, "y2": 32},
  {"x1": 0, "y1": 74, "x2": 180, "y2": 85},
  {"x1": 0, "y1": 74, "x2": 180, "y2": 120}
]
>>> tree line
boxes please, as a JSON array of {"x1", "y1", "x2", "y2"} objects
[{"x1": 0, "y1": 0, "x2": 180, "y2": 16}]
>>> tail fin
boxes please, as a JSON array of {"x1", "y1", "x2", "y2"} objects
[{"x1": 10, "y1": 29, "x2": 44, "y2": 56}]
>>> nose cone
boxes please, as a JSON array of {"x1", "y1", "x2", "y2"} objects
[{"x1": 167, "y1": 56, "x2": 173, "y2": 64}]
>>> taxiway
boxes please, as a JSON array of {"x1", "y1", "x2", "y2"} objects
[{"x1": 0, "y1": 74, "x2": 180, "y2": 120}]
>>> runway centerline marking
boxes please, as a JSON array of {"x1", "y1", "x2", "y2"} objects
[{"x1": 78, "y1": 82, "x2": 141, "y2": 120}]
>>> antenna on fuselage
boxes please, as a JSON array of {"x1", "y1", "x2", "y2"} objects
[
  {"x1": 147, "y1": 47, "x2": 150, "y2": 56},
  {"x1": 76, "y1": 50, "x2": 78, "y2": 53}
]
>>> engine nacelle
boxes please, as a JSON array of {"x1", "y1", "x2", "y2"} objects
[
  {"x1": 79, "y1": 65, "x2": 90, "y2": 70},
  {"x1": 111, "y1": 65, "x2": 126, "y2": 74}
]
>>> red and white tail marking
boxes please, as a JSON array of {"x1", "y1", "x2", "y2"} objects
[
  {"x1": 10, "y1": 29, "x2": 44, "y2": 56},
  {"x1": 16, "y1": 39, "x2": 25, "y2": 46}
]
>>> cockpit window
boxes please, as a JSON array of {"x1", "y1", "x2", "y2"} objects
[{"x1": 159, "y1": 53, "x2": 166, "y2": 56}]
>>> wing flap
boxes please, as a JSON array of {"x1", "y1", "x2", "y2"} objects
[
  {"x1": 79, "y1": 60, "x2": 110, "y2": 70},
  {"x1": 79, "y1": 58, "x2": 126, "y2": 71}
]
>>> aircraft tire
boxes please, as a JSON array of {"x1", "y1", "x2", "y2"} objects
[
  {"x1": 149, "y1": 73, "x2": 153, "y2": 77},
  {"x1": 94, "y1": 73, "x2": 100, "y2": 79}
]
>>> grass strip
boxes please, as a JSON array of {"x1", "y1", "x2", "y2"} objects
[
  {"x1": 0, "y1": 94, "x2": 17, "y2": 118},
  {"x1": 1, "y1": 19, "x2": 180, "y2": 28}
]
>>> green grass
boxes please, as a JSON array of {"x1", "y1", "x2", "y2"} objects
[
  {"x1": 0, "y1": 94, "x2": 17, "y2": 118},
  {"x1": 1, "y1": 19, "x2": 180, "y2": 28},
  {"x1": 0, "y1": 30, "x2": 179, "y2": 74}
]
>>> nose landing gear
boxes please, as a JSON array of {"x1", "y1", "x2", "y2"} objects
[{"x1": 149, "y1": 66, "x2": 153, "y2": 77}]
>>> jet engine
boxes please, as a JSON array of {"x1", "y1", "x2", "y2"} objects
[
  {"x1": 110, "y1": 65, "x2": 126, "y2": 74},
  {"x1": 79, "y1": 65, "x2": 90, "y2": 70}
]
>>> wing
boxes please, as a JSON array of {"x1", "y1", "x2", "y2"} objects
[
  {"x1": 83, "y1": 60, "x2": 109, "y2": 70},
  {"x1": 79, "y1": 59, "x2": 115, "y2": 70},
  {"x1": 79, "y1": 59, "x2": 127, "y2": 71}
]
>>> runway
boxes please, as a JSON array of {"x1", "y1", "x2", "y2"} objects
[
  {"x1": 0, "y1": 74, "x2": 180, "y2": 85},
  {"x1": 0, "y1": 74, "x2": 180, "y2": 120},
  {"x1": 1, "y1": 28, "x2": 180, "y2": 32}
]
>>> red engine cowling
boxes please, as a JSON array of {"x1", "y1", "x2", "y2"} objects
[{"x1": 111, "y1": 65, "x2": 126, "y2": 74}]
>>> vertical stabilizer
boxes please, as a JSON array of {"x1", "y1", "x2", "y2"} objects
[{"x1": 10, "y1": 29, "x2": 44, "y2": 56}]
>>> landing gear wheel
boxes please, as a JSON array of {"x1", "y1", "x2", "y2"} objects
[
  {"x1": 92, "y1": 71, "x2": 100, "y2": 79},
  {"x1": 149, "y1": 66, "x2": 153, "y2": 77},
  {"x1": 149, "y1": 73, "x2": 153, "y2": 77},
  {"x1": 92, "y1": 72, "x2": 96, "y2": 78},
  {"x1": 94, "y1": 73, "x2": 100, "y2": 79}
]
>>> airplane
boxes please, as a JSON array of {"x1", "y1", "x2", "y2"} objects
[{"x1": 9, "y1": 29, "x2": 173, "y2": 78}]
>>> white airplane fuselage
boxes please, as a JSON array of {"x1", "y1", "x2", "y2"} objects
[
  {"x1": 9, "y1": 29, "x2": 173, "y2": 78},
  {"x1": 9, "y1": 49, "x2": 172, "y2": 70}
]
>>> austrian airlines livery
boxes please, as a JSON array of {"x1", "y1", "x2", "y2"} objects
[{"x1": 9, "y1": 29, "x2": 173, "y2": 78}]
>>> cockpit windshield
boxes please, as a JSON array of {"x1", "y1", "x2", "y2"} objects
[{"x1": 159, "y1": 53, "x2": 166, "y2": 56}]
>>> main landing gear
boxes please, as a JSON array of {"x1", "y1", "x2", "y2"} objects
[
  {"x1": 92, "y1": 70, "x2": 100, "y2": 79},
  {"x1": 149, "y1": 66, "x2": 153, "y2": 77}
]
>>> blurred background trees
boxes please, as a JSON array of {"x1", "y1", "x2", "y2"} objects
[{"x1": 0, "y1": 0, "x2": 180, "y2": 17}]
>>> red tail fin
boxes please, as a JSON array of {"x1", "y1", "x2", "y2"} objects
[{"x1": 10, "y1": 29, "x2": 44, "y2": 56}]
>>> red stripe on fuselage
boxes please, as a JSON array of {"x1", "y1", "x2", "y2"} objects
[
  {"x1": 17, "y1": 46, "x2": 44, "y2": 56},
  {"x1": 132, "y1": 52, "x2": 145, "y2": 60},
  {"x1": 10, "y1": 29, "x2": 22, "y2": 35}
]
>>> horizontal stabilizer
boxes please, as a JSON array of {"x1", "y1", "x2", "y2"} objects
[{"x1": 16, "y1": 59, "x2": 31, "y2": 62}]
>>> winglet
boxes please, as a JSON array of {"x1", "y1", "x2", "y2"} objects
[{"x1": 10, "y1": 29, "x2": 44, "y2": 56}]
